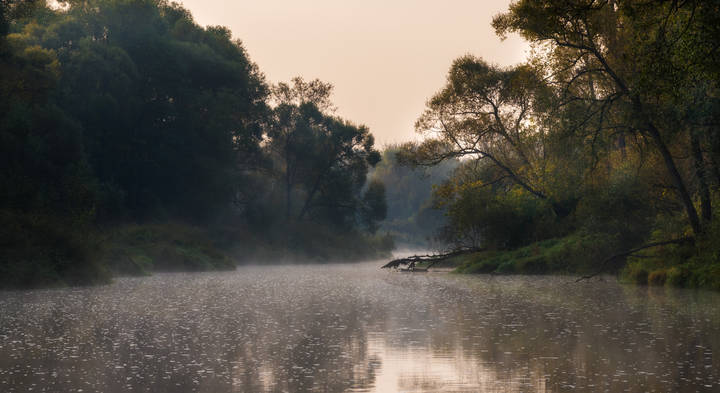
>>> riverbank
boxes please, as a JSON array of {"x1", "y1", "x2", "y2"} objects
[
  {"x1": 0, "y1": 217, "x2": 393, "y2": 290},
  {"x1": 448, "y1": 231, "x2": 720, "y2": 291}
]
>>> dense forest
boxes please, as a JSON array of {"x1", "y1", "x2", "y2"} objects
[
  {"x1": 0, "y1": 0, "x2": 391, "y2": 288},
  {"x1": 399, "y1": 0, "x2": 720, "y2": 289}
]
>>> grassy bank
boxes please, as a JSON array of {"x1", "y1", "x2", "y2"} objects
[
  {"x1": 0, "y1": 215, "x2": 235, "y2": 289},
  {"x1": 620, "y1": 225, "x2": 720, "y2": 291},
  {"x1": 452, "y1": 230, "x2": 720, "y2": 291},
  {"x1": 1, "y1": 213, "x2": 395, "y2": 289},
  {"x1": 101, "y1": 223, "x2": 235, "y2": 276},
  {"x1": 453, "y1": 232, "x2": 621, "y2": 275}
]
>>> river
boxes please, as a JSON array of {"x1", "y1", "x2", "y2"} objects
[{"x1": 0, "y1": 262, "x2": 718, "y2": 392}]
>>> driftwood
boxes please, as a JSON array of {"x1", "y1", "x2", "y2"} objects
[
  {"x1": 576, "y1": 237, "x2": 694, "y2": 282},
  {"x1": 381, "y1": 247, "x2": 483, "y2": 270}
]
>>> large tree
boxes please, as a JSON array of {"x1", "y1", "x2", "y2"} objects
[
  {"x1": 493, "y1": 0, "x2": 720, "y2": 236},
  {"x1": 266, "y1": 77, "x2": 382, "y2": 229},
  {"x1": 25, "y1": 0, "x2": 271, "y2": 221},
  {"x1": 400, "y1": 56, "x2": 584, "y2": 217}
]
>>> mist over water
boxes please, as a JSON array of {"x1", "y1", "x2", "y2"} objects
[{"x1": 1, "y1": 262, "x2": 718, "y2": 392}]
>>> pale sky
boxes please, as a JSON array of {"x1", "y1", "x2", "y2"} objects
[{"x1": 178, "y1": 0, "x2": 529, "y2": 146}]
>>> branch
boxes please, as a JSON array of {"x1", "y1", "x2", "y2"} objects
[
  {"x1": 575, "y1": 237, "x2": 694, "y2": 282},
  {"x1": 380, "y1": 247, "x2": 484, "y2": 269}
]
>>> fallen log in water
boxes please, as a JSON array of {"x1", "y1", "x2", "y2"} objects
[{"x1": 381, "y1": 247, "x2": 483, "y2": 270}]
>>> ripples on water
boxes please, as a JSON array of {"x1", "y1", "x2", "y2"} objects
[{"x1": 0, "y1": 262, "x2": 718, "y2": 392}]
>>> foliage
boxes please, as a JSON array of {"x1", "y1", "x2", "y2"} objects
[
  {"x1": 360, "y1": 179, "x2": 387, "y2": 234},
  {"x1": 453, "y1": 232, "x2": 625, "y2": 275},
  {"x1": 0, "y1": 1, "x2": 390, "y2": 288},
  {"x1": 622, "y1": 215, "x2": 720, "y2": 291},
  {"x1": 264, "y1": 77, "x2": 381, "y2": 229},
  {"x1": 369, "y1": 146, "x2": 457, "y2": 247},
  {"x1": 102, "y1": 222, "x2": 235, "y2": 275},
  {"x1": 0, "y1": 209, "x2": 110, "y2": 288},
  {"x1": 400, "y1": 0, "x2": 720, "y2": 289}
]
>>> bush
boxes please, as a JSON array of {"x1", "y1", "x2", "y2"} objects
[
  {"x1": 516, "y1": 255, "x2": 549, "y2": 274},
  {"x1": 102, "y1": 222, "x2": 234, "y2": 273},
  {"x1": 628, "y1": 267, "x2": 649, "y2": 285},
  {"x1": 665, "y1": 266, "x2": 686, "y2": 287},
  {"x1": 648, "y1": 269, "x2": 667, "y2": 286},
  {"x1": 0, "y1": 210, "x2": 110, "y2": 288},
  {"x1": 496, "y1": 260, "x2": 516, "y2": 274},
  {"x1": 455, "y1": 232, "x2": 623, "y2": 276},
  {"x1": 615, "y1": 218, "x2": 720, "y2": 290}
]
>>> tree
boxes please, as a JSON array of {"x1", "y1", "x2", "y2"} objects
[
  {"x1": 267, "y1": 77, "x2": 381, "y2": 229},
  {"x1": 493, "y1": 0, "x2": 716, "y2": 235},
  {"x1": 360, "y1": 179, "x2": 387, "y2": 234},
  {"x1": 400, "y1": 55, "x2": 583, "y2": 217},
  {"x1": 30, "y1": 0, "x2": 270, "y2": 221}
]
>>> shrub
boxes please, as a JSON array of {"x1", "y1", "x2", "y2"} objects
[
  {"x1": 102, "y1": 222, "x2": 234, "y2": 273},
  {"x1": 648, "y1": 269, "x2": 667, "y2": 286},
  {"x1": 0, "y1": 210, "x2": 110, "y2": 288},
  {"x1": 665, "y1": 266, "x2": 686, "y2": 287}
]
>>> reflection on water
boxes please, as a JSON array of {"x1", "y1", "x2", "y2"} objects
[{"x1": 0, "y1": 262, "x2": 719, "y2": 392}]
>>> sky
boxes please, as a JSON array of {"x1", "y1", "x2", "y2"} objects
[{"x1": 178, "y1": 0, "x2": 529, "y2": 146}]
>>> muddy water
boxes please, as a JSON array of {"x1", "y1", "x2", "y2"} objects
[{"x1": 0, "y1": 262, "x2": 718, "y2": 392}]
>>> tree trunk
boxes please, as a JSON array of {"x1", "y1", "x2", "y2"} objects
[
  {"x1": 643, "y1": 117, "x2": 702, "y2": 235},
  {"x1": 691, "y1": 130, "x2": 712, "y2": 223},
  {"x1": 297, "y1": 175, "x2": 322, "y2": 221},
  {"x1": 285, "y1": 161, "x2": 292, "y2": 221}
]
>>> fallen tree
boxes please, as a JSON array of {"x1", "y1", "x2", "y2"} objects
[{"x1": 381, "y1": 247, "x2": 483, "y2": 270}]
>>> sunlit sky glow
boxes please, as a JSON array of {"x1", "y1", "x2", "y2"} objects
[{"x1": 178, "y1": 0, "x2": 529, "y2": 146}]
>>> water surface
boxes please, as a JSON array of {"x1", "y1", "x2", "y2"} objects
[{"x1": 1, "y1": 262, "x2": 718, "y2": 392}]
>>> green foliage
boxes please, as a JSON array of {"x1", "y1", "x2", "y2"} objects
[
  {"x1": 393, "y1": 0, "x2": 720, "y2": 291},
  {"x1": 435, "y1": 161, "x2": 558, "y2": 249},
  {"x1": 454, "y1": 232, "x2": 625, "y2": 276},
  {"x1": 622, "y1": 219, "x2": 720, "y2": 290},
  {"x1": 102, "y1": 223, "x2": 234, "y2": 275},
  {"x1": 265, "y1": 77, "x2": 381, "y2": 230},
  {"x1": 0, "y1": 210, "x2": 110, "y2": 288},
  {"x1": 648, "y1": 270, "x2": 667, "y2": 286},
  {"x1": 0, "y1": 1, "x2": 390, "y2": 289},
  {"x1": 360, "y1": 179, "x2": 387, "y2": 234}
]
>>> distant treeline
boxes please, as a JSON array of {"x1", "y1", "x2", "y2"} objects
[
  {"x1": 0, "y1": 0, "x2": 391, "y2": 288},
  {"x1": 369, "y1": 146, "x2": 456, "y2": 248},
  {"x1": 399, "y1": 0, "x2": 720, "y2": 289}
]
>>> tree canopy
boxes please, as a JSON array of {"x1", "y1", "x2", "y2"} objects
[
  {"x1": 401, "y1": 0, "x2": 720, "y2": 287},
  {"x1": 0, "y1": 0, "x2": 391, "y2": 288}
]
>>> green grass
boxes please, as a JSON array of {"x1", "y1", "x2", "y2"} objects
[
  {"x1": 622, "y1": 259, "x2": 720, "y2": 291},
  {"x1": 452, "y1": 226, "x2": 720, "y2": 291},
  {"x1": 453, "y1": 232, "x2": 624, "y2": 276},
  {"x1": 620, "y1": 229, "x2": 720, "y2": 291}
]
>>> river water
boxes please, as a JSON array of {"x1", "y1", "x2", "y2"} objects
[{"x1": 0, "y1": 262, "x2": 718, "y2": 392}]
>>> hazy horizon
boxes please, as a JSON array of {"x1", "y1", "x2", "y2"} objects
[{"x1": 178, "y1": 0, "x2": 529, "y2": 146}]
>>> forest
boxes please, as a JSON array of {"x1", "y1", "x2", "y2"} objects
[
  {"x1": 0, "y1": 0, "x2": 391, "y2": 288},
  {"x1": 2, "y1": 0, "x2": 720, "y2": 291},
  {"x1": 3, "y1": 3, "x2": 720, "y2": 392},
  {"x1": 398, "y1": 0, "x2": 720, "y2": 290}
]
